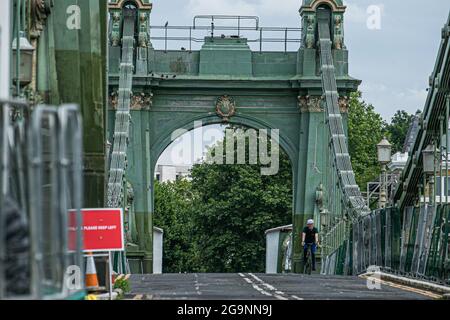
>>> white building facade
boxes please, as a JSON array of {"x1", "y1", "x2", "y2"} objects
[{"x1": 155, "y1": 165, "x2": 191, "y2": 183}]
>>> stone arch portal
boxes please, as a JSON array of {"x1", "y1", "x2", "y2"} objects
[{"x1": 107, "y1": 0, "x2": 360, "y2": 274}]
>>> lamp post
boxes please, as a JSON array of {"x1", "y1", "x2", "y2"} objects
[
  {"x1": 377, "y1": 137, "x2": 392, "y2": 209},
  {"x1": 12, "y1": 31, "x2": 35, "y2": 95},
  {"x1": 423, "y1": 144, "x2": 437, "y2": 205}
]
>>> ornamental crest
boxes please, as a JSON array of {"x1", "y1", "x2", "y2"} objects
[{"x1": 216, "y1": 95, "x2": 236, "y2": 121}]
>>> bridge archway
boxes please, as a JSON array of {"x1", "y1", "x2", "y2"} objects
[
  {"x1": 151, "y1": 121, "x2": 294, "y2": 273},
  {"x1": 108, "y1": 0, "x2": 360, "y2": 274},
  {"x1": 151, "y1": 114, "x2": 298, "y2": 171}
]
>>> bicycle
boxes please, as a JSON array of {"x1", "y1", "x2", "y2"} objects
[{"x1": 304, "y1": 243, "x2": 314, "y2": 275}]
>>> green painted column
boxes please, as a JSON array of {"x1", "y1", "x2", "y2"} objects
[
  {"x1": 127, "y1": 111, "x2": 153, "y2": 273},
  {"x1": 50, "y1": 0, "x2": 108, "y2": 208},
  {"x1": 292, "y1": 98, "x2": 327, "y2": 273}
]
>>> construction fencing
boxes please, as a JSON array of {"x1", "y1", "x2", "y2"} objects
[{"x1": 0, "y1": 101, "x2": 84, "y2": 299}]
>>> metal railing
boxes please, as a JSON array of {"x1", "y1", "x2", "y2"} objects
[
  {"x1": 150, "y1": 15, "x2": 302, "y2": 52},
  {"x1": 352, "y1": 206, "x2": 450, "y2": 285},
  {"x1": 0, "y1": 100, "x2": 84, "y2": 299}
]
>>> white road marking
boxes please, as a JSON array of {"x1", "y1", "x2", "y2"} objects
[
  {"x1": 238, "y1": 273, "x2": 273, "y2": 297},
  {"x1": 240, "y1": 273, "x2": 292, "y2": 300},
  {"x1": 247, "y1": 273, "x2": 305, "y2": 301},
  {"x1": 248, "y1": 273, "x2": 277, "y2": 291},
  {"x1": 252, "y1": 284, "x2": 272, "y2": 296},
  {"x1": 243, "y1": 277, "x2": 253, "y2": 284},
  {"x1": 194, "y1": 273, "x2": 202, "y2": 296}
]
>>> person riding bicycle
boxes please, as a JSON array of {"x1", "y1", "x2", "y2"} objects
[{"x1": 302, "y1": 219, "x2": 319, "y2": 271}]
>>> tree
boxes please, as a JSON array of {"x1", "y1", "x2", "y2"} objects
[
  {"x1": 384, "y1": 110, "x2": 418, "y2": 153},
  {"x1": 347, "y1": 92, "x2": 386, "y2": 189},
  {"x1": 153, "y1": 180, "x2": 198, "y2": 273},
  {"x1": 189, "y1": 142, "x2": 292, "y2": 273},
  {"x1": 153, "y1": 128, "x2": 293, "y2": 273}
]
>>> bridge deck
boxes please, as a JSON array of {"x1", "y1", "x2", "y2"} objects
[{"x1": 127, "y1": 273, "x2": 432, "y2": 300}]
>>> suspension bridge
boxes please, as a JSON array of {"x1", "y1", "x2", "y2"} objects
[
  {"x1": 105, "y1": 0, "x2": 450, "y2": 299},
  {"x1": 1, "y1": 0, "x2": 450, "y2": 300}
]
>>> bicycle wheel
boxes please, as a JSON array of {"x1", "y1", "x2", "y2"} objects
[{"x1": 304, "y1": 248, "x2": 312, "y2": 275}]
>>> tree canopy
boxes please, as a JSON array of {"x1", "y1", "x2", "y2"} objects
[
  {"x1": 347, "y1": 92, "x2": 385, "y2": 189},
  {"x1": 154, "y1": 130, "x2": 292, "y2": 273},
  {"x1": 384, "y1": 110, "x2": 419, "y2": 153}
]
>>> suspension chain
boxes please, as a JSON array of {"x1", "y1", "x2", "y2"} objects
[
  {"x1": 107, "y1": 12, "x2": 136, "y2": 208},
  {"x1": 317, "y1": 12, "x2": 369, "y2": 219}
]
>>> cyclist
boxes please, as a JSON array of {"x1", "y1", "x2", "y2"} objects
[{"x1": 302, "y1": 219, "x2": 319, "y2": 271}]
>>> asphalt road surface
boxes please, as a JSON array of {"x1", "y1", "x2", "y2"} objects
[{"x1": 127, "y1": 273, "x2": 434, "y2": 300}]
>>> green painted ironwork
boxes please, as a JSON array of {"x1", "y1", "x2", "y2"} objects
[
  {"x1": 107, "y1": 0, "x2": 449, "y2": 283},
  {"x1": 108, "y1": 0, "x2": 360, "y2": 274}
]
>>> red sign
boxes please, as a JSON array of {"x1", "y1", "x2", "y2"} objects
[{"x1": 69, "y1": 209, "x2": 125, "y2": 252}]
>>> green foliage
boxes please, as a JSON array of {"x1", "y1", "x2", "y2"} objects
[
  {"x1": 347, "y1": 92, "x2": 416, "y2": 191},
  {"x1": 153, "y1": 180, "x2": 198, "y2": 273},
  {"x1": 189, "y1": 149, "x2": 292, "y2": 273},
  {"x1": 384, "y1": 110, "x2": 418, "y2": 153},
  {"x1": 154, "y1": 130, "x2": 292, "y2": 273},
  {"x1": 347, "y1": 92, "x2": 385, "y2": 188},
  {"x1": 113, "y1": 277, "x2": 130, "y2": 299}
]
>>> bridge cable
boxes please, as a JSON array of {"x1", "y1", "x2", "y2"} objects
[
  {"x1": 107, "y1": 10, "x2": 136, "y2": 209},
  {"x1": 317, "y1": 13, "x2": 370, "y2": 220}
]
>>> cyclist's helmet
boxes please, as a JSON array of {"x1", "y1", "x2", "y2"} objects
[{"x1": 307, "y1": 219, "x2": 314, "y2": 225}]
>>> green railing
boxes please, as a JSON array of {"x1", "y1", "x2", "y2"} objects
[{"x1": 352, "y1": 206, "x2": 449, "y2": 285}]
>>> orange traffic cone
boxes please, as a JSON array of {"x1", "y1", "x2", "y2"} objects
[{"x1": 85, "y1": 252, "x2": 100, "y2": 291}]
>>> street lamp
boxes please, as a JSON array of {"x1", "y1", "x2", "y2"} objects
[
  {"x1": 377, "y1": 137, "x2": 392, "y2": 165},
  {"x1": 12, "y1": 32, "x2": 35, "y2": 89},
  {"x1": 377, "y1": 137, "x2": 392, "y2": 209},
  {"x1": 423, "y1": 143, "x2": 437, "y2": 204}
]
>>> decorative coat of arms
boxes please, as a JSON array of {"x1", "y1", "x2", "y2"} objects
[{"x1": 216, "y1": 95, "x2": 236, "y2": 121}]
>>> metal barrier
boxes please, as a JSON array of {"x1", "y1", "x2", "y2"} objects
[
  {"x1": 0, "y1": 101, "x2": 84, "y2": 299},
  {"x1": 352, "y1": 205, "x2": 450, "y2": 285},
  {"x1": 0, "y1": 100, "x2": 30, "y2": 299}
]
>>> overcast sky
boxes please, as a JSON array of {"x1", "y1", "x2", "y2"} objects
[
  {"x1": 150, "y1": 0, "x2": 449, "y2": 120},
  {"x1": 152, "y1": 0, "x2": 450, "y2": 165}
]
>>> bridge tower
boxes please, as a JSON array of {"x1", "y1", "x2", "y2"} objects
[
  {"x1": 107, "y1": 0, "x2": 360, "y2": 274},
  {"x1": 293, "y1": 0, "x2": 358, "y2": 273}
]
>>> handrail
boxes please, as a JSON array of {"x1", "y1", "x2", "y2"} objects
[
  {"x1": 193, "y1": 15, "x2": 260, "y2": 31},
  {"x1": 150, "y1": 22, "x2": 302, "y2": 52}
]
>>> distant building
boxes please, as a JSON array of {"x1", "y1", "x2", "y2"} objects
[
  {"x1": 155, "y1": 165, "x2": 191, "y2": 183},
  {"x1": 388, "y1": 152, "x2": 409, "y2": 174}
]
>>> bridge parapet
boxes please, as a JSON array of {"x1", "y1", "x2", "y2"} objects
[
  {"x1": 317, "y1": 204, "x2": 450, "y2": 286},
  {"x1": 351, "y1": 205, "x2": 450, "y2": 286}
]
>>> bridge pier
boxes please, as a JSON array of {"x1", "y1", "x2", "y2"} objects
[{"x1": 126, "y1": 111, "x2": 154, "y2": 274}]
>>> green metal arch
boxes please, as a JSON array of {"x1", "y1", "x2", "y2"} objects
[{"x1": 150, "y1": 113, "x2": 299, "y2": 173}]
